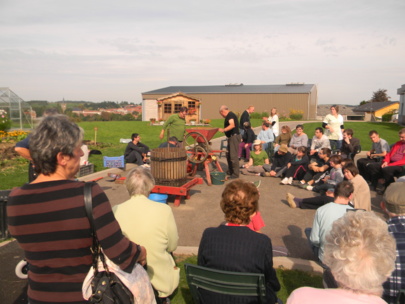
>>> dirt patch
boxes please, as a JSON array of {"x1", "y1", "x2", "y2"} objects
[{"x1": 0, "y1": 142, "x2": 18, "y2": 164}]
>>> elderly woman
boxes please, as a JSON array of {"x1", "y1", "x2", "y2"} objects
[
  {"x1": 241, "y1": 139, "x2": 271, "y2": 175},
  {"x1": 198, "y1": 179, "x2": 281, "y2": 304},
  {"x1": 7, "y1": 115, "x2": 146, "y2": 304},
  {"x1": 287, "y1": 211, "x2": 396, "y2": 304},
  {"x1": 343, "y1": 163, "x2": 371, "y2": 211},
  {"x1": 322, "y1": 105, "x2": 344, "y2": 150},
  {"x1": 113, "y1": 167, "x2": 179, "y2": 304}
]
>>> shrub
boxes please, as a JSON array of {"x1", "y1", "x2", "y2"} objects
[
  {"x1": 289, "y1": 109, "x2": 304, "y2": 120},
  {"x1": 251, "y1": 112, "x2": 269, "y2": 119},
  {"x1": 0, "y1": 109, "x2": 12, "y2": 132},
  {"x1": 382, "y1": 111, "x2": 394, "y2": 122}
]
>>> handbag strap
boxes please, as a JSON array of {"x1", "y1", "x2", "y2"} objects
[{"x1": 83, "y1": 182, "x2": 109, "y2": 274}]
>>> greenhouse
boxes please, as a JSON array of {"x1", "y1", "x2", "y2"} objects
[{"x1": 0, "y1": 87, "x2": 33, "y2": 129}]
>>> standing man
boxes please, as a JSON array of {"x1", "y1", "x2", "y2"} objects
[
  {"x1": 239, "y1": 105, "x2": 254, "y2": 136},
  {"x1": 124, "y1": 133, "x2": 150, "y2": 166},
  {"x1": 357, "y1": 130, "x2": 390, "y2": 187},
  {"x1": 219, "y1": 105, "x2": 241, "y2": 179},
  {"x1": 381, "y1": 182, "x2": 405, "y2": 304},
  {"x1": 159, "y1": 106, "x2": 188, "y2": 144}
]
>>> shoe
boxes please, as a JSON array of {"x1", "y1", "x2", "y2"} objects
[
  {"x1": 280, "y1": 177, "x2": 288, "y2": 185},
  {"x1": 306, "y1": 186, "x2": 313, "y2": 191},
  {"x1": 287, "y1": 177, "x2": 293, "y2": 185},
  {"x1": 227, "y1": 175, "x2": 239, "y2": 180},
  {"x1": 376, "y1": 183, "x2": 385, "y2": 195},
  {"x1": 261, "y1": 172, "x2": 271, "y2": 177},
  {"x1": 300, "y1": 180, "x2": 306, "y2": 184},
  {"x1": 286, "y1": 193, "x2": 296, "y2": 208}
]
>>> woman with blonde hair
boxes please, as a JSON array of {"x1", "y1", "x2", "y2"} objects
[
  {"x1": 287, "y1": 211, "x2": 396, "y2": 303},
  {"x1": 268, "y1": 107, "x2": 280, "y2": 137}
]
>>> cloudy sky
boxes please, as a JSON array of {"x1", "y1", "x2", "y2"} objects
[{"x1": 1, "y1": 0, "x2": 404, "y2": 105}]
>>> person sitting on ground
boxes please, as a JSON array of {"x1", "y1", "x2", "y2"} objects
[
  {"x1": 343, "y1": 163, "x2": 371, "y2": 211},
  {"x1": 286, "y1": 187, "x2": 335, "y2": 209},
  {"x1": 158, "y1": 136, "x2": 179, "y2": 148},
  {"x1": 288, "y1": 210, "x2": 396, "y2": 304},
  {"x1": 256, "y1": 121, "x2": 275, "y2": 152},
  {"x1": 306, "y1": 154, "x2": 343, "y2": 195},
  {"x1": 124, "y1": 133, "x2": 150, "y2": 166},
  {"x1": 273, "y1": 125, "x2": 292, "y2": 152},
  {"x1": 288, "y1": 124, "x2": 308, "y2": 155},
  {"x1": 306, "y1": 181, "x2": 355, "y2": 264},
  {"x1": 113, "y1": 166, "x2": 179, "y2": 304},
  {"x1": 381, "y1": 182, "x2": 405, "y2": 304},
  {"x1": 261, "y1": 144, "x2": 292, "y2": 177},
  {"x1": 280, "y1": 146, "x2": 309, "y2": 185},
  {"x1": 238, "y1": 121, "x2": 256, "y2": 161},
  {"x1": 357, "y1": 130, "x2": 390, "y2": 188},
  {"x1": 198, "y1": 179, "x2": 281, "y2": 304},
  {"x1": 340, "y1": 128, "x2": 360, "y2": 159},
  {"x1": 375, "y1": 128, "x2": 405, "y2": 194},
  {"x1": 241, "y1": 140, "x2": 271, "y2": 176},
  {"x1": 299, "y1": 147, "x2": 331, "y2": 188},
  {"x1": 309, "y1": 127, "x2": 331, "y2": 160}
]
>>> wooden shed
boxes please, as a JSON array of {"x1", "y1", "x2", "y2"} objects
[{"x1": 142, "y1": 83, "x2": 318, "y2": 121}]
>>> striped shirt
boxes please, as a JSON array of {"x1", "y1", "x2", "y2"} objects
[{"x1": 7, "y1": 180, "x2": 139, "y2": 304}]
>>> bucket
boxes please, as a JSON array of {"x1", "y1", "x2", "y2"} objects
[
  {"x1": 210, "y1": 171, "x2": 226, "y2": 185},
  {"x1": 148, "y1": 193, "x2": 168, "y2": 204}
]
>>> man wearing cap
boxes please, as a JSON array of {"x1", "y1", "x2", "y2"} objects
[
  {"x1": 307, "y1": 181, "x2": 354, "y2": 263},
  {"x1": 381, "y1": 182, "x2": 405, "y2": 304},
  {"x1": 159, "y1": 106, "x2": 188, "y2": 144},
  {"x1": 218, "y1": 105, "x2": 241, "y2": 179},
  {"x1": 124, "y1": 133, "x2": 150, "y2": 165},
  {"x1": 261, "y1": 144, "x2": 292, "y2": 177}
]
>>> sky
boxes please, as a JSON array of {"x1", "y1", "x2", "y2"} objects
[{"x1": 0, "y1": 0, "x2": 404, "y2": 105}]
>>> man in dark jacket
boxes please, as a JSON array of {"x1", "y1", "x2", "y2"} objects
[{"x1": 124, "y1": 133, "x2": 150, "y2": 165}]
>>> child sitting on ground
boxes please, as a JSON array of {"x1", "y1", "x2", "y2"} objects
[
  {"x1": 280, "y1": 146, "x2": 309, "y2": 185},
  {"x1": 306, "y1": 154, "x2": 344, "y2": 194}
]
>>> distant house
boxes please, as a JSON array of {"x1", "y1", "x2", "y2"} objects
[
  {"x1": 353, "y1": 101, "x2": 399, "y2": 122},
  {"x1": 397, "y1": 84, "x2": 405, "y2": 125},
  {"x1": 316, "y1": 104, "x2": 363, "y2": 121},
  {"x1": 142, "y1": 83, "x2": 318, "y2": 121}
]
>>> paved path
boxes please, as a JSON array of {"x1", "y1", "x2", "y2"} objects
[{"x1": 0, "y1": 121, "x2": 386, "y2": 303}]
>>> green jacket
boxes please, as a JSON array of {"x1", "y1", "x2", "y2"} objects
[{"x1": 162, "y1": 114, "x2": 186, "y2": 141}]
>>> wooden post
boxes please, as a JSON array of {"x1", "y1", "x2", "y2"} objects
[{"x1": 94, "y1": 127, "x2": 98, "y2": 145}]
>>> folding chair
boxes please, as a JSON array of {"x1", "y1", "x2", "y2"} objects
[
  {"x1": 219, "y1": 138, "x2": 227, "y2": 158},
  {"x1": 185, "y1": 263, "x2": 267, "y2": 304}
]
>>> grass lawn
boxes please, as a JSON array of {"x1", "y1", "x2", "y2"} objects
[
  {"x1": 172, "y1": 255, "x2": 323, "y2": 304},
  {"x1": 0, "y1": 120, "x2": 402, "y2": 190}
]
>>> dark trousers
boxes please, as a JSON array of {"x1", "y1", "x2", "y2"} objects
[
  {"x1": 300, "y1": 195, "x2": 334, "y2": 209},
  {"x1": 357, "y1": 157, "x2": 381, "y2": 185},
  {"x1": 382, "y1": 166, "x2": 404, "y2": 186},
  {"x1": 285, "y1": 164, "x2": 306, "y2": 180},
  {"x1": 125, "y1": 150, "x2": 144, "y2": 165},
  {"x1": 226, "y1": 134, "x2": 241, "y2": 177},
  {"x1": 302, "y1": 170, "x2": 327, "y2": 183}
]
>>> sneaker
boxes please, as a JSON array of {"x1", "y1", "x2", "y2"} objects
[
  {"x1": 286, "y1": 193, "x2": 296, "y2": 208},
  {"x1": 280, "y1": 177, "x2": 288, "y2": 185},
  {"x1": 287, "y1": 177, "x2": 293, "y2": 185},
  {"x1": 261, "y1": 172, "x2": 271, "y2": 177},
  {"x1": 306, "y1": 185, "x2": 313, "y2": 191}
]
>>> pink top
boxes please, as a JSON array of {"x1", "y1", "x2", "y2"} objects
[
  {"x1": 287, "y1": 287, "x2": 386, "y2": 304},
  {"x1": 247, "y1": 211, "x2": 265, "y2": 232}
]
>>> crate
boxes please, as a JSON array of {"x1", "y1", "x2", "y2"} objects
[
  {"x1": 77, "y1": 163, "x2": 94, "y2": 177},
  {"x1": 103, "y1": 155, "x2": 125, "y2": 168}
]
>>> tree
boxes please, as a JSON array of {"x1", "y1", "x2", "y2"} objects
[
  {"x1": 359, "y1": 100, "x2": 368, "y2": 105},
  {"x1": 370, "y1": 89, "x2": 390, "y2": 102}
]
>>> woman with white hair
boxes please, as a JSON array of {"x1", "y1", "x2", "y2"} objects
[
  {"x1": 287, "y1": 211, "x2": 396, "y2": 303},
  {"x1": 113, "y1": 167, "x2": 179, "y2": 304}
]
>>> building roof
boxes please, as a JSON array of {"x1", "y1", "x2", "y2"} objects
[
  {"x1": 142, "y1": 84, "x2": 316, "y2": 95},
  {"x1": 353, "y1": 101, "x2": 399, "y2": 113},
  {"x1": 317, "y1": 104, "x2": 361, "y2": 117}
]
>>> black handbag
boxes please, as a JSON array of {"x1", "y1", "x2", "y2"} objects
[{"x1": 83, "y1": 182, "x2": 134, "y2": 304}]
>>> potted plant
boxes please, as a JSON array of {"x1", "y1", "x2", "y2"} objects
[
  {"x1": 150, "y1": 118, "x2": 156, "y2": 124},
  {"x1": 190, "y1": 119, "x2": 196, "y2": 125}
]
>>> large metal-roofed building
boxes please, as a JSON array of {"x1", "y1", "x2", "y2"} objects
[{"x1": 141, "y1": 83, "x2": 318, "y2": 121}]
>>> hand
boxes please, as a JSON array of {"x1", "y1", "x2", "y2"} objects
[
  {"x1": 219, "y1": 128, "x2": 224, "y2": 133},
  {"x1": 137, "y1": 246, "x2": 147, "y2": 266},
  {"x1": 329, "y1": 127, "x2": 334, "y2": 133},
  {"x1": 381, "y1": 162, "x2": 388, "y2": 168}
]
